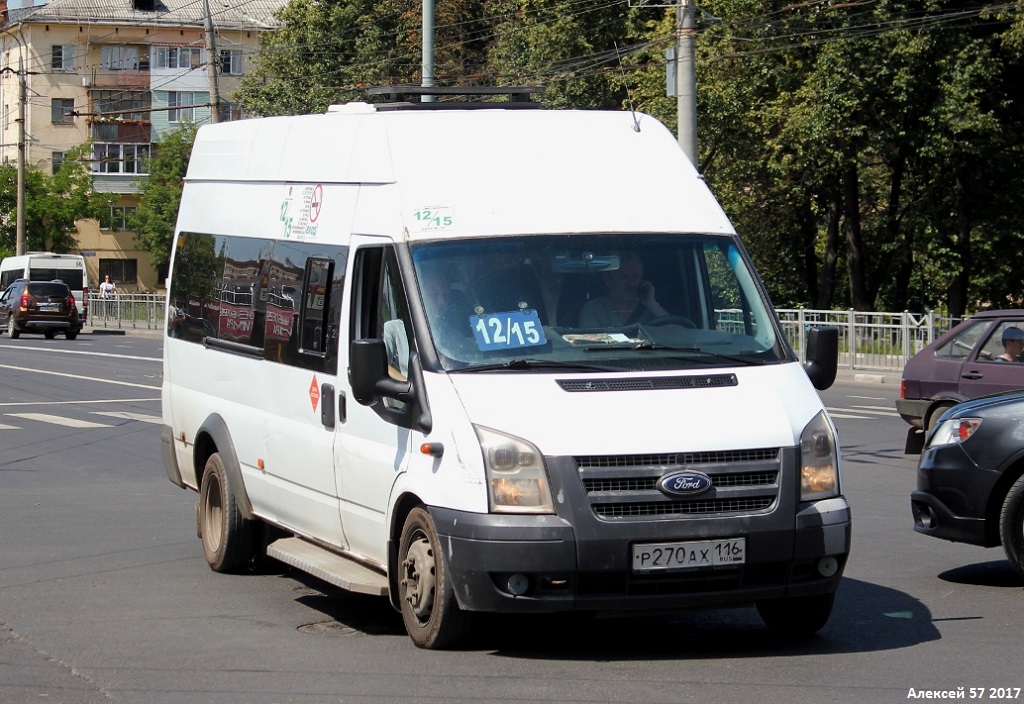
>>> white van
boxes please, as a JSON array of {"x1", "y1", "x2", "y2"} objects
[
  {"x1": 0, "y1": 252, "x2": 90, "y2": 322},
  {"x1": 161, "y1": 88, "x2": 849, "y2": 649}
]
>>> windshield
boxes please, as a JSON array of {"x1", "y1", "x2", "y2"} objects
[{"x1": 410, "y1": 234, "x2": 789, "y2": 372}]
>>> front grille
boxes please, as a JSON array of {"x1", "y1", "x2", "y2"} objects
[
  {"x1": 576, "y1": 448, "x2": 783, "y2": 519},
  {"x1": 557, "y1": 374, "x2": 737, "y2": 393}
]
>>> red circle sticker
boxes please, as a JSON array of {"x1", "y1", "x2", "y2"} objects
[{"x1": 310, "y1": 184, "x2": 323, "y2": 223}]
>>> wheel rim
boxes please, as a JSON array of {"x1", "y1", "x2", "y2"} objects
[
  {"x1": 402, "y1": 532, "x2": 437, "y2": 623},
  {"x1": 203, "y1": 475, "x2": 224, "y2": 553}
]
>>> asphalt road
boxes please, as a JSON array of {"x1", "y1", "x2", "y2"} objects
[{"x1": 1, "y1": 332, "x2": 1021, "y2": 704}]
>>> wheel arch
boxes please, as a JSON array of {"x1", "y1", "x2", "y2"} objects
[
  {"x1": 386, "y1": 490, "x2": 426, "y2": 611},
  {"x1": 193, "y1": 414, "x2": 254, "y2": 520},
  {"x1": 985, "y1": 460, "x2": 1024, "y2": 547}
]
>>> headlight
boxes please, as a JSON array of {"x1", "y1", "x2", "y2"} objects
[
  {"x1": 475, "y1": 426, "x2": 554, "y2": 514},
  {"x1": 800, "y1": 410, "x2": 840, "y2": 501},
  {"x1": 927, "y1": 418, "x2": 982, "y2": 448}
]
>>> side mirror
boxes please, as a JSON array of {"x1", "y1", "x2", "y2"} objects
[
  {"x1": 803, "y1": 326, "x2": 838, "y2": 391},
  {"x1": 350, "y1": 338, "x2": 388, "y2": 405}
]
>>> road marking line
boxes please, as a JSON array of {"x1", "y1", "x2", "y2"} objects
[
  {"x1": 827, "y1": 413, "x2": 871, "y2": 419},
  {"x1": 0, "y1": 398, "x2": 159, "y2": 408},
  {"x1": 92, "y1": 411, "x2": 162, "y2": 424},
  {"x1": 0, "y1": 422, "x2": 19, "y2": 430},
  {"x1": 0, "y1": 344, "x2": 159, "y2": 362},
  {"x1": 0, "y1": 364, "x2": 159, "y2": 390},
  {"x1": 6, "y1": 413, "x2": 113, "y2": 429}
]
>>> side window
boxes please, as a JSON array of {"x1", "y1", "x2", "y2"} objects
[
  {"x1": 352, "y1": 245, "x2": 414, "y2": 419},
  {"x1": 298, "y1": 257, "x2": 332, "y2": 357},
  {"x1": 167, "y1": 232, "x2": 222, "y2": 343},
  {"x1": 933, "y1": 320, "x2": 992, "y2": 361},
  {"x1": 979, "y1": 321, "x2": 1024, "y2": 363}
]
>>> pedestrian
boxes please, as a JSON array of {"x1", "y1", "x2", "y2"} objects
[{"x1": 99, "y1": 274, "x2": 117, "y2": 317}]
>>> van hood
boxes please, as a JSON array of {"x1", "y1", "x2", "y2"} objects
[{"x1": 446, "y1": 363, "x2": 823, "y2": 456}]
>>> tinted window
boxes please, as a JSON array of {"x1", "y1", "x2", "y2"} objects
[
  {"x1": 29, "y1": 268, "x2": 84, "y2": 289},
  {"x1": 27, "y1": 282, "x2": 70, "y2": 297},
  {"x1": 168, "y1": 232, "x2": 346, "y2": 373}
]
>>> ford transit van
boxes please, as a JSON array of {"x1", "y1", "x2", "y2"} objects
[{"x1": 161, "y1": 87, "x2": 848, "y2": 649}]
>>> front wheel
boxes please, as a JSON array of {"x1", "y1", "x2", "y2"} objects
[
  {"x1": 756, "y1": 592, "x2": 835, "y2": 638},
  {"x1": 397, "y1": 507, "x2": 471, "y2": 649},
  {"x1": 999, "y1": 476, "x2": 1024, "y2": 580},
  {"x1": 198, "y1": 453, "x2": 256, "y2": 573}
]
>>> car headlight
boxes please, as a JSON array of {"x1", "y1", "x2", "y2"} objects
[
  {"x1": 800, "y1": 410, "x2": 840, "y2": 501},
  {"x1": 475, "y1": 426, "x2": 554, "y2": 514},
  {"x1": 927, "y1": 418, "x2": 982, "y2": 448}
]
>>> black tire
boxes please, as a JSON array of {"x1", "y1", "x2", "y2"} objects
[
  {"x1": 8, "y1": 318, "x2": 20, "y2": 339},
  {"x1": 397, "y1": 507, "x2": 471, "y2": 649},
  {"x1": 999, "y1": 475, "x2": 1024, "y2": 580},
  {"x1": 198, "y1": 453, "x2": 256, "y2": 573},
  {"x1": 44, "y1": 330, "x2": 57, "y2": 339},
  {"x1": 66, "y1": 329, "x2": 78, "y2": 340},
  {"x1": 926, "y1": 404, "x2": 953, "y2": 432},
  {"x1": 756, "y1": 592, "x2": 835, "y2": 638}
]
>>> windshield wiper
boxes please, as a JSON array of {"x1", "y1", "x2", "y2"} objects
[
  {"x1": 584, "y1": 341, "x2": 760, "y2": 365},
  {"x1": 453, "y1": 358, "x2": 624, "y2": 373}
]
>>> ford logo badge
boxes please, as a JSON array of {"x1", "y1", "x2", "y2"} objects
[{"x1": 658, "y1": 471, "x2": 713, "y2": 497}]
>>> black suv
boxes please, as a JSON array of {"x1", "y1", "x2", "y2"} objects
[{"x1": 0, "y1": 279, "x2": 81, "y2": 339}]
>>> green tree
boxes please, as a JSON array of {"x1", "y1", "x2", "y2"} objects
[
  {"x1": 0, "y1": 145, "x2": 103, "y2": 257},
  {"x1": 129, "y1": 124, "x2": 198, "y2": 273}
]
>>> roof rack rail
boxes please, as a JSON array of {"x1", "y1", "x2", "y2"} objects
[{"x1": 366, "y1": 85, "x2": 545, "y2": 110}]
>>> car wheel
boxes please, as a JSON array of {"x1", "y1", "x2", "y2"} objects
[
  {"x1": 8, "y1": 318, "x2": 20, "y2": 339},
  {"x1": 66, "y1": 329, "x2": 78, "y2": 340},
  {"x1": 44, "y1": 330, "x2": 57, "y2": 339},
  {"x1": 927, "y1": 403, "x2": 954, "y2": 432},
  {"x1": 397, "y1": 506, "x2": 472, "y2": 649},
  {"x1": 756, "y1": 592, "x2": 835, "y2": 638},
  {"x1": 198, "y1": 453, "x2": 257, "y2": 573},
  {"x1": 999, "y1": 475, "x2": 1024, "y2": 580}
]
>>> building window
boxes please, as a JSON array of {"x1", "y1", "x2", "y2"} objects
[
  {"x1": 93, "y1": 143, "x2": 151, "y2": 174},
  {"x1": 101, "y1": 45, "x2": 149, "y2": 71},
  {"x1": 52, "y1": 44, "x2": 75, "y2": 71},
  {"x1": 52, "y1": 98, "x2": 75, "y2": 124},
  {"x1": 107, "y1": 205, "x2": 137, "y2": 230},
  {"x1": 52, "y1": 152, "x2": 65, "y2": 174},
  {"x1": 153, "y1": 46, "x2": 205, "y2": 70},
  {"x1": 220, "y1": 49, "x2": 243, "y2": 75},
  {"x1": 100, "y1": 259, "x2": 138, "y2": 286},
  {"x1": 168, "y1": 92, "x2": 196, "y2": 123},
  {"x1": 92, "y1": 90, "x2": 151, "y2": 122},
  {"x1": 218, "y1": 101, "x2": 242, "y2": 123}
]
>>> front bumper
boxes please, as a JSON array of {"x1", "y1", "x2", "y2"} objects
[
  {"x1": 911, "y1": 443, "x2": 997, "y2": 547},
  {"x1": 431, "y1": 451, "x2": 851, "y2": 614}
]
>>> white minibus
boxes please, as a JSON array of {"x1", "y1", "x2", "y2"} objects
[{"x1": 161, "y1": 87, "x2": 848, "y2": 649}]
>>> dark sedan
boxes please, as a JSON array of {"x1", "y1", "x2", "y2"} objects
[{"x1": 911, "y1": 391, "x2": 1024, "y2": 580}]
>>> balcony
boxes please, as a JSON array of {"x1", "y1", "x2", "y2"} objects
[{"x1": 87, "y1": 69, "x2": 150, "y2": 90}]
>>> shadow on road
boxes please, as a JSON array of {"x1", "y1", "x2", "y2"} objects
[
  {"x1": 937, "y1": 560, "x2": 1024, "y2": 588},
  {"x1": 285, "y1": 572, "x2": 947, "y2": 658}
]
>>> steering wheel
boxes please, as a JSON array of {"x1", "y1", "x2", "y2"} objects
[{"x1": 647, "y1": 315, "x2": 697, "y2": 328}]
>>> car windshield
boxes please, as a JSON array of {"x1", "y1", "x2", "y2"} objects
[{"x1": 409, "y1": 233, "x2": 790, "y2": 372}]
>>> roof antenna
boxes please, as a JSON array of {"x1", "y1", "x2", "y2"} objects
[{"x1": 615, "y1": 41, "x2": 641, "y2": 133}]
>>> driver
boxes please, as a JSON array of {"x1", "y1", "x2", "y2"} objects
[{"x1": 577, "y1": 252, "x2": 667, "y2": 327}]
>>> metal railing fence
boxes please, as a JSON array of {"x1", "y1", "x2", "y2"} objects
[{"x1": 84, "y1": 294, "x2": 958, "y2": 372}]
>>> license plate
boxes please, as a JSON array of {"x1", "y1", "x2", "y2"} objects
[
  {"x1": 38, "y1": 303, "x2": 59, "y2": 311},
  {"x1": 632, "y1": 538, "x2": 746, "y2": 573}
]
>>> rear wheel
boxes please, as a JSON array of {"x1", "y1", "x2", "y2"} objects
[
  {"x1": 397, "y1": 507, "x2": 471, "y2": 649},
  {"x1": 756, "y1": 592, "x2": 835, "y2": 638},
  {"x1": 198, "y1": 453, "x2": 256, "y2": 573},
  {"x1": 8, "y1": 318, "x2": 20, "y2": 339},
  {"x1": 44, "y1": 330, "x2": 57, "y2": 339},
  {"x1": 999, "y1": 476, "x2": 1024, "y2": 580},
  {"x1": 66, "y1": 329, "x2": 78, "y2": 340}
]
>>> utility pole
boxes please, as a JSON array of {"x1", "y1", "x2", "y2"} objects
[
  {"x1": 421, "y1": 0, "x2": 435, "y2": 103},
  {"x1": 17, "y1": 53, "x2": 26, "y2": 255},
  {"x1": 675, "y1": 0, "x2": 698, "y2": 169},
  {"x1": 204, "y1": 0, "x2": 221, "y2": 123}
]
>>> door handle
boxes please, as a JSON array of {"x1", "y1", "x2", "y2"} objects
[{"x1": 960, "y1": 371, "x2": 983, "y2": 380}]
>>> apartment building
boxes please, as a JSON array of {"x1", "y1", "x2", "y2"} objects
[{"x1": 0, "y1": 0, "x2": 286, "y2": 291}]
